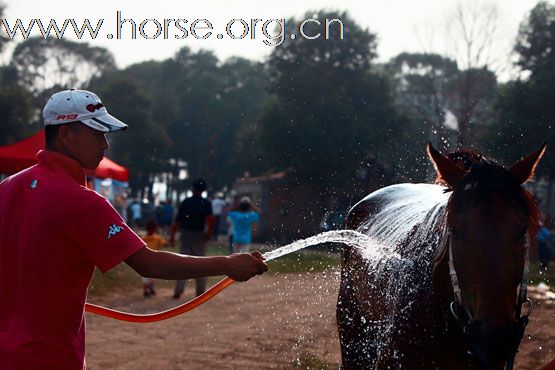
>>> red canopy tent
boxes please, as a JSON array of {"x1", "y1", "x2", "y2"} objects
[{"x1": 0, "y1": 129, "x2": 129, "y2": 182}]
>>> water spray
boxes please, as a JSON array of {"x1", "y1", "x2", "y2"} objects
[{"x1": 85, "y1": 230, "x2": 374, "y2": 323}]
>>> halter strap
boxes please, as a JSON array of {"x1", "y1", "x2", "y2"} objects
[
  {"x1": 447, "y1": 234, "x2": 463, "y2": 307},
  {"x1": 516, "y1": 237, "x2": 531, "y2": 316}
]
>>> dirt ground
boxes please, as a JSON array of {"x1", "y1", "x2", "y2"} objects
[{"x1": 86, "y1": 270, "x2": 554, "y2": 370}]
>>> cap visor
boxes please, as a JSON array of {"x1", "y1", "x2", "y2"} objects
[{"x1": 81, "y1": 113, "x2": 128, "y2": 133}]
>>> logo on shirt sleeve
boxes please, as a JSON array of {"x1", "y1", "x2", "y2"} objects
[{"x1": 107, "y1": 224, "x2": 124, "y2": 239}]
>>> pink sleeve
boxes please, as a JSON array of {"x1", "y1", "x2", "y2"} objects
[{"x1": 72, "y1": 196, "x2": 146, "y2": 273}]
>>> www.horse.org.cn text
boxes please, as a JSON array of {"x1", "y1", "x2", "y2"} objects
[{"x1": 0, "y1": 11, "x2": 346, "y2": 46}]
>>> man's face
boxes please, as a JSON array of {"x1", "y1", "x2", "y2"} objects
[{"x1": 60, "y1": 123, "x2": 110, "y2": 169}]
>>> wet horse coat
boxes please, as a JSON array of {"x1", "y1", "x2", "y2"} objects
[{"x1": 337, "y1": 144, "x2": 545, "y2": 369}]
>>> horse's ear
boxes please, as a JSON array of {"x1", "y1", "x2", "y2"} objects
[
  {"x1": 427, "y1": 142, "x2": 466, "y2": 188},
  {"x1": 509, "y1": 142, "x2": 547, "y2": 184}
]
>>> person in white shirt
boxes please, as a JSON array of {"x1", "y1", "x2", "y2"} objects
[{"x1": 211, "y1": 192, "x2": 226, "y2": 241}]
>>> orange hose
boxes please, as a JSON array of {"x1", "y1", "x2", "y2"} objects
[{"x1": 85, "y1": 277, "x2": 235, "y2": 323}]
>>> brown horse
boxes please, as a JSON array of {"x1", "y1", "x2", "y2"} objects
[{"x1": 337, "y1": 143, "x2": 546, "y2": 369}]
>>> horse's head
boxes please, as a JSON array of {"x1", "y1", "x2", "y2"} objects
[{"x1": 428, "y1": 143, "x2": 546, "y2": 368}]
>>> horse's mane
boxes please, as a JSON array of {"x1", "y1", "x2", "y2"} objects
[{"x1": 446, "y1": 157, "x2": 541, "y2": 243}]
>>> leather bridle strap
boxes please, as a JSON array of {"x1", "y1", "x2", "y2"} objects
[
  {"x1": 447, "y1": 231, "x2": 463, "y2": 308},
  {"x1": 516, "y1": 237, "x2": 531, "y2": 317}
]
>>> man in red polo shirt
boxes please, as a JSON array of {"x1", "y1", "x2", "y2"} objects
[{"x1": 0, "y1": 89, "x2": 268, "y2": 370}]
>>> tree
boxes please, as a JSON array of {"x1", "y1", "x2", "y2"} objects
[
  {"x1": 0, "y1": 75, "x2": 35, "y2": 145},
  {"x1": 211, "y1": 57, "x2": 269, "y2": 187},
  {"x1": 252, "y1": 10, "x2": 414, "y2": 197},
  {"x1": 0, "y1": 3, "x2": 12, "y2": 55},
  {"x1": 513, "y1": 0, "x2": 555, "y2": 137},
  {"x1": 158, "y1": 48, "x2": 269, "y2": 190},
  {"x1": 93, "y1": 48, "x2": 269, "y2": 194},
  {"x1": 90, "y1": 75, "x2": 171, "y2": 196},
  {"x1": 446, "y1": 0, "x2": 504, "y2": 71},
  {"x1": 446, "y1": 67, "x2": 497, "y2": 147},
  {"x1": 10, "y1": 37, "x2": 116, "y2": 96},
  {"x1": 0, "y1": 3, "x2": 36, "y2": 145},
  {"x1": 387, "y1": 52, "x2": 458, "y2": 153},
  {"x1": 444, "y1": 0, "x2": 501, "y2": 146},
  {"x1": 488, "y1": 1, "x2": 555, "y2": 215}
]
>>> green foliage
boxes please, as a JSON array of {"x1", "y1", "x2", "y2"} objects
[
  {"x1": 488, "y1": 1, "x2": 555, "y2": 175},
  {"x1": 100, "y1": 48, "x2": 269, "y2": 192},
  {"x1": 0, "y1": 3, "x2": 37, "y2": 144},
  {"x1": 251, "y1": 10, "x2": 414, "y2": 193},
  {"x1": 0, "y1": 84, "x2": 36, "y2": 145},
  {"x1": 90, "y1": 75, "x2": 171, "y2": 191},
  {"x1": 486, "y1": 81, "x2": 550, "y2": 167},
  {"x1": 386, "y1": 52, "x2": 459, "y2": 170},
  {"x1": 388, "y1": 57, "x2": 498, "y2": 153},
  {"x1": 515, "y1": 1, "x2": 555, "y2": 81},
  {"x1": 10, "y1": 37, "x2": 116, "y2": 96},
  {"x1": 0, "y1": 3, "x2": 11, "y2": 55},
  {"x1": 447, "y1": 67, "x2": 497, "y2": 147}
]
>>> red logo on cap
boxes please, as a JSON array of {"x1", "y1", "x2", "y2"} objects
[
  {"x1": 86, "y1": 103, "x2": 104, "y2": 112},
  {"x1": 57, "y1": 114, "x2": 78, "y2": 120}
]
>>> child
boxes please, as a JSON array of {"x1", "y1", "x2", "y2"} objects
[
  {"x1": 227, "y1": 197, "x2": 261, "y2": 253},
  {"x1": 140, "y1": 220, "x2": 167, "y2": 297}
]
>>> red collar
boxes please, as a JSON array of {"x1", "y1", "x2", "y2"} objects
[{"x1": 36, "y1": 150, "x2": 86, "y2": 186}]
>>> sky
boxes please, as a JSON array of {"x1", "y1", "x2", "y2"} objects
[{"x1": 0, "y1": 0, "x2": 548, "y2": 78}]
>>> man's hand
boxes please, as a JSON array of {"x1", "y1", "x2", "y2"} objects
[{"x1": 225, "y1": 251, "x2": 268, "y2": 281}]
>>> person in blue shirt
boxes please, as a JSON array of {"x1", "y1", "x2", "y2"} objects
[{"x1": 227, "y1": 196, "x2": 261, "y2": 253}]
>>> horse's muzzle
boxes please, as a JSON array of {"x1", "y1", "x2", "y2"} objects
[{"x1": 472, "y1": 320, "x2": 520, "y2": 363}]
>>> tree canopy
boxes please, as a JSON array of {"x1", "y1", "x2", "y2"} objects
[
  {"x1": 248, "y1": 10, "x2": 418, "y2": 196},
  {"x1": 489, "y1": 1, "x2": 555, "y2": 175},
  {"x1": 11, "y1": 37, "x2": 116, "y2": 97}
]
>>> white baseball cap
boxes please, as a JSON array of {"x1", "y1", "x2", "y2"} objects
[{"x1": 43, "y1": 89, "x2": 128, "y2": 132}]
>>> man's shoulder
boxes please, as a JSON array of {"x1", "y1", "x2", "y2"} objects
[
  {"x1": 0, "y1": 165, "x2": 36, "y2": 187},
  {"x1": 1, "y1": 165, "x2": 92, "y2": 199}
]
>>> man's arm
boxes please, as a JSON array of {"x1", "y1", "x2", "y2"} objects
[{"x1": 125, "y1": 247, "x2": 268, "y2": 282}]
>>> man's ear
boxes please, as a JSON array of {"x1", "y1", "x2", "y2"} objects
[
  {"x1": 57, "y1": 125, "x2": 73, "y2": 148},
  {"x1": 509, "y1": 142, "x2": 547, "y2": 184},
  {"x1": 427, "y1": 142, "x2": 466, "y2": 188}
]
